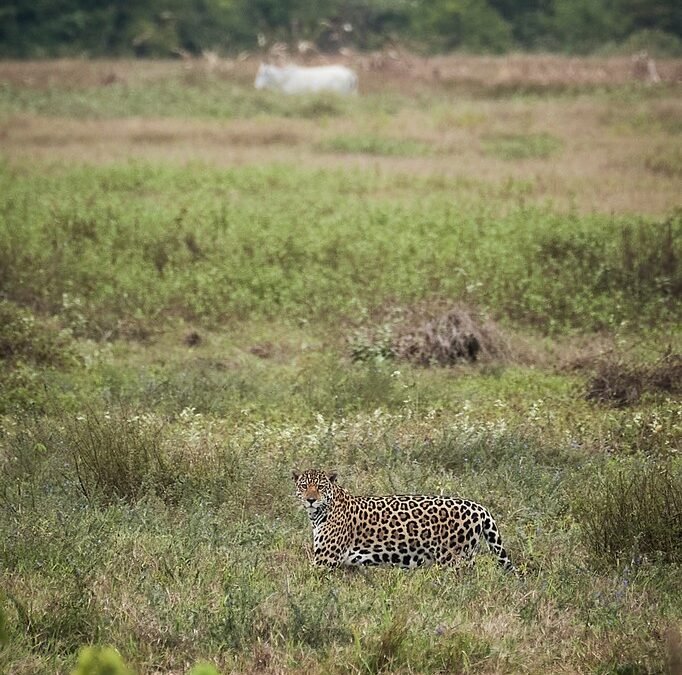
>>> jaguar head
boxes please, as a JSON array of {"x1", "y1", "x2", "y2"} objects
[{"x1": 292, "y1": 469, "x2": 337, "y2": 513}]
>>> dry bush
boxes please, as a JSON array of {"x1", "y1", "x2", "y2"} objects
[
  {"x1": 585, "y1": 352, "x2": 682, "y2": 406},
  {"x1": 395, "y1": 306, "x2": 513, "y2": 365},
  {"x1": 351, "y1": 305, "x2": 515, "y2": 366}
]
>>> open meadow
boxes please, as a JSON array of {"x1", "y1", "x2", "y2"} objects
[{"x1": 0, "y1": 55, "x2": 681, "y2": 674}]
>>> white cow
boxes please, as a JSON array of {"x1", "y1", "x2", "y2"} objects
[{"x1": 254, "y1": 63, "x2": 358, "y2": 95}]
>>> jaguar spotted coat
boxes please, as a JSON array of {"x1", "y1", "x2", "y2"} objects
[{"x1": 292, "y1": 469, "x2": 517, "y2": 573}]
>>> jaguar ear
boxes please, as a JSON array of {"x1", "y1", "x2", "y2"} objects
[
  {"x1": 291, "y1": 469, "x2": 301, "y2": 481},
  {"x1": 327, "y1": 471, "x2": 337, "y2": 483}
]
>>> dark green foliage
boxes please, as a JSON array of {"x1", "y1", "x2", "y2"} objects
[
  {"x1": 573, "y1": 460, "x2": 682, "y2": 566},
  {"x1": 414, "y1": 0, "x2": 514, "y2": 53},
  {"x1": 616, "y1": 28, "x2": 682, "y2": 56},
  {"x1": 0, "y1": 0, "x2": 680, "y2": 57}
]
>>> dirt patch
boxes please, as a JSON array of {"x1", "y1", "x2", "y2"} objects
[
  {"x1": 184, "y1": 330, "x2": 202, "y2": 347},
  {"x1": 249, "y1": 342, "x2": 274, "y2": 359}
]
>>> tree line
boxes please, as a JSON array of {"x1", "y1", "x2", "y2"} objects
[{"x1": 1, "y1": 0, "x2": 681, "y2": 58}]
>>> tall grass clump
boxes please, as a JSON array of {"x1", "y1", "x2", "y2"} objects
[
  {"x1": 352, "y1": 610, "x2": 492, "y2": 674},
  {"x1": 573, "y1": 459, "x2": 682, "y2": 567},
  {"x1": 57, "y1": 409, "x2": 173, "y2": 504}
]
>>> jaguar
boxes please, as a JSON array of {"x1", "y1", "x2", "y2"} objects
[{"x1": 292, "y1": 469, "x2": 517, "y2": 573}]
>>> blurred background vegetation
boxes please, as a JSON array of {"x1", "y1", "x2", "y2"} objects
[{"x1": 1, "y1": 0, "x2": 681, "y2": 58}]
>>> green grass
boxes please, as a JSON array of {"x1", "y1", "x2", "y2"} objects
[
  {"x1": 0, "y1": 163, "x2": 678, "y2": 341},
  {"x1": 1, "y1": 330, "x2": 680, "y2": 673},
  {"x1": 482, "y1": 132, "x2": 563, "y2": 160},
  {"x1": 1, "y1": 64, "x2": 681, "y2": 675},
  {"x1": 2, "y1": 384, "x2": 681, "y2": 673},
  {"x1": 0, "y1": 77, "x2": 422, "y2": 121},
  {"x1": 0, "y1": 79, "x2": 345, "y2": 120},
  {"x1": 318, "y1": 134, "x2": 434, "y2": 156}
]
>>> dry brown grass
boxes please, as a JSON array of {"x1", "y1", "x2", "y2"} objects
[
  {"x1": 394, "y1": 306, "x2": 512, "y2": 365},
  {"x1": 585, "y1": 352, "x2": 682, "y2": 406},
  {"x1": 1, "y1": 53, "x2": 681, "y2": 91}
]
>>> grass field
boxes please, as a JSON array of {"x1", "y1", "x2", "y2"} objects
[{"x1": 0, "y1": 55, "x2": 681, "y2": 674}]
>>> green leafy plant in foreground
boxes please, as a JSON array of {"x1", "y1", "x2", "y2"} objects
[
  {"x1": 71, "y1": 646, "x2": 132, "y2": 675},
  {"x1": 188, "y1": 665, "x2": 220, "y2": 675},
  {"x1": 70, "y1": 647, "x2": 221, "y2": 675}
]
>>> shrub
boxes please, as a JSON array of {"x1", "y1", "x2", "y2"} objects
[
  {"x1": 350, "y1": 306, "x2": 513, "y2": 366},
  {"x1": 349, "y1": 324, "x2": 396, "y2": 364},
  {"x1": 573, "y1": 460, "x2": 682, "y2": 567},
  {"x1": 585, "y1": 352, "x2": 682, "y2": 407},
  {"x1": 395, "y1": 306, "x2": 513, "y2": 366},
  {"x1": 617, "y1": 29, "x2": 682, "y2": 58},
  {"x1": 0, "y1": 300, "x2": 80, "y2": 413},
  {"x1": 0, "y1": 300, "x2": 77, "y2": 368}
]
